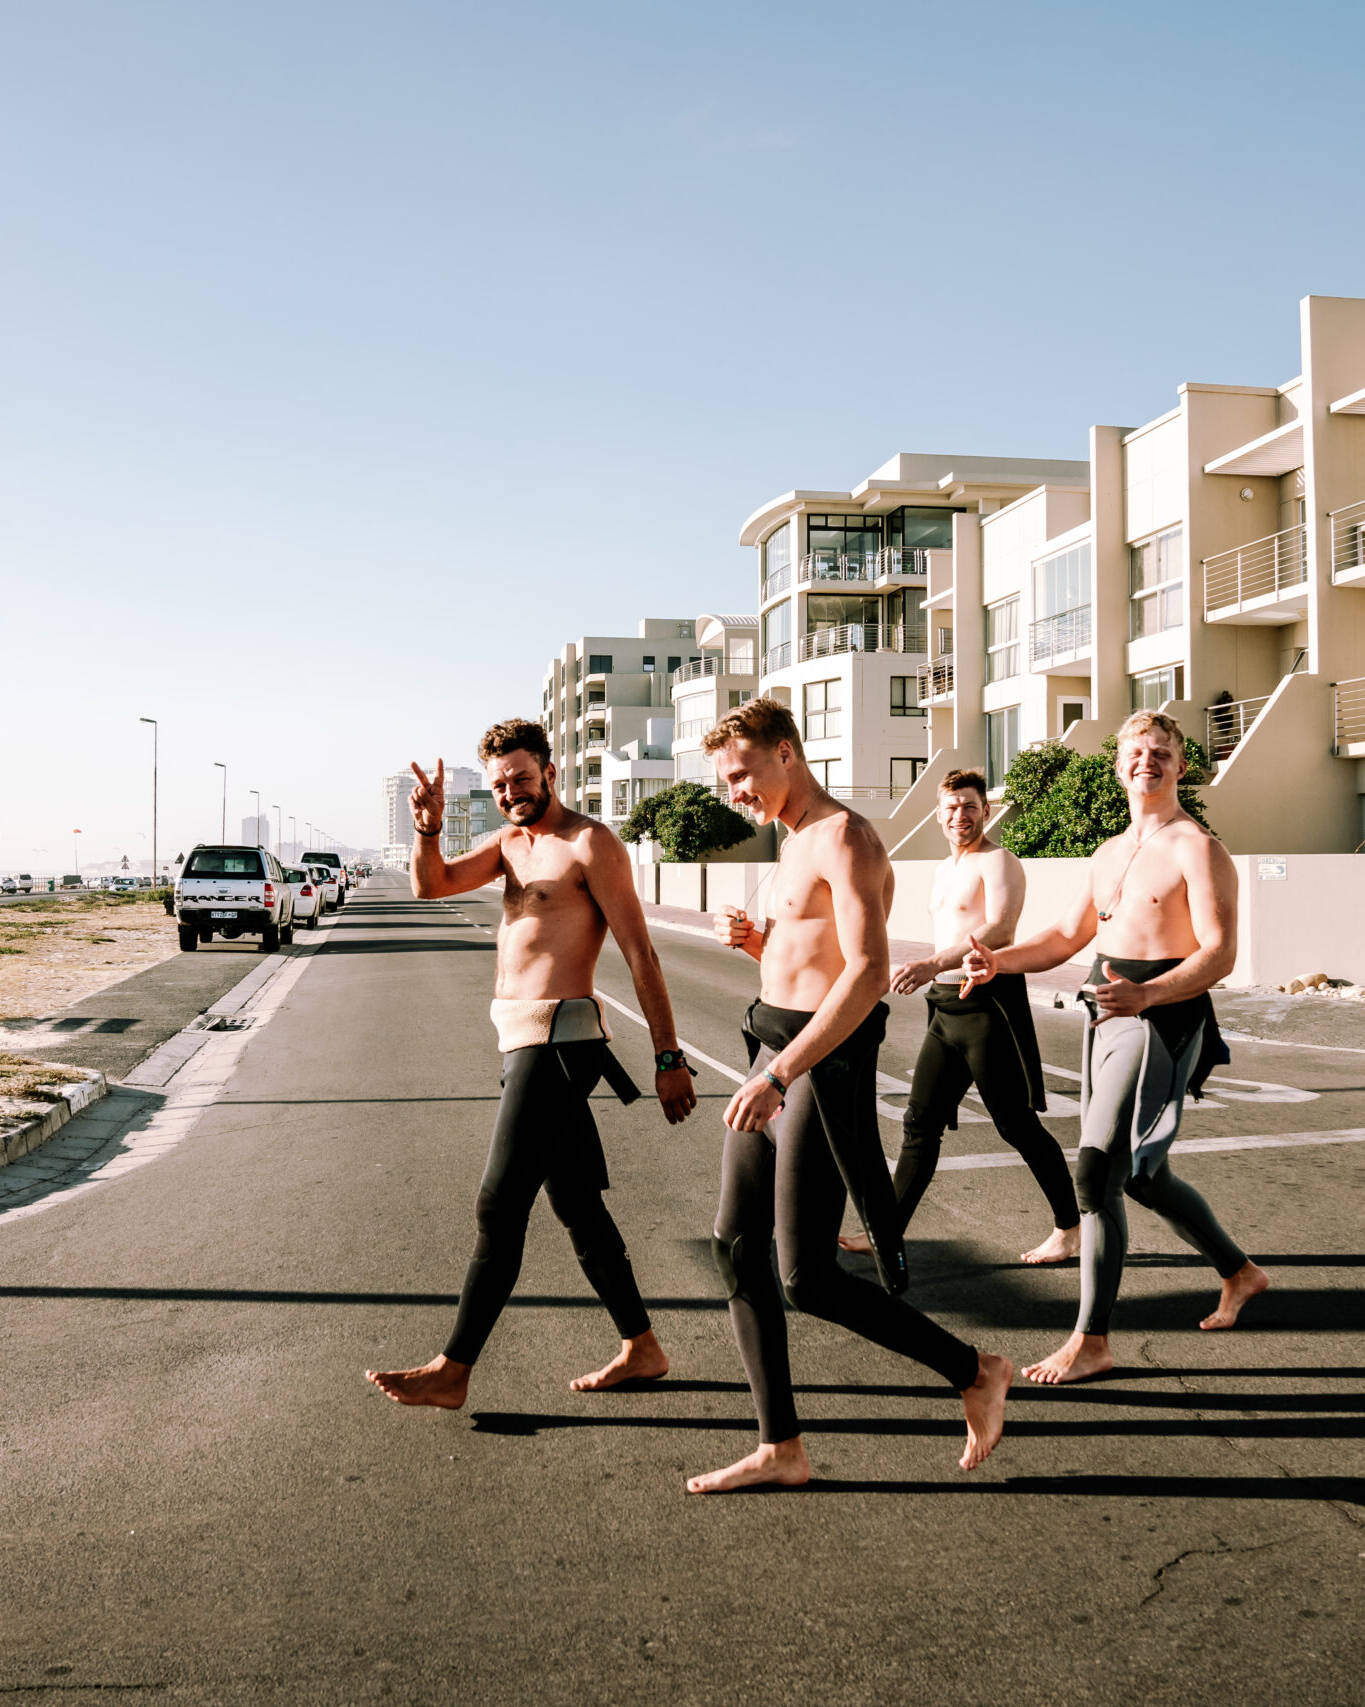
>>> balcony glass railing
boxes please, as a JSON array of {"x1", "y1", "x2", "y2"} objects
[
  {"x1": 1330, "y1": 498, "x2": 1365, "y2": 581},
  {"x1": 763, "y1": 642, "x2": 793, "y2": 673},
  {"x1": 1203, "y1": 523, "x2": 1307, "y2": 615},
  {"x1": 672, "y1": 657, "x2": 719, "y2": 686},
  {"x1": 1204, "y1": 694, "x2": 1270, "y2": 763},
  {"x1": 676, "y1": 717, "x2": 714, "y2": 740},
  {"x1": 916, "y1": 655, "x2": 955, "y2": 701},
  {"x1": 797, "y1": 623, "x2": 921, "y2": 662},
  {"x1": 1029, "y1": 604, "x2": 1092, "y2": 665},
  {"x1": 1333, "y1": 676, "x2": 1365, "y2": 752}
]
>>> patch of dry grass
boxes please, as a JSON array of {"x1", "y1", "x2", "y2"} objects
[{"x1": 0, "y1": 896, "x2": 179, "y2": 1021}]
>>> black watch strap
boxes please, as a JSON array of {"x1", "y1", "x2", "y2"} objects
[{"x1": 655, "y1": 1049, "x2": 697, "y2": 1077}]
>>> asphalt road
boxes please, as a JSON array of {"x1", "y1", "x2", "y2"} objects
[{"x1": 2, "y1": 871, "x2": 1362, "y2": 1706}]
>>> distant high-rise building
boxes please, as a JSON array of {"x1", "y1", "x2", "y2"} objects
[
  {"x1": 383, "y1": 764, "x2": 480, "y2": 850},
  {"x1": 239, "y1": 814, "x2": 271, "y2": 846}
]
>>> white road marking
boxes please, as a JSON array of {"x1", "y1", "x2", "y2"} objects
[
  {"x1": 594, "y1": 988, "x2": 744, "y2": 1085},
  {"x1": 938, "y1": 1128, "x2": 1365, "y2": 1171}
]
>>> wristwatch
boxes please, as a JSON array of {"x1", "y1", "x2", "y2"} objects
[{"x1": 655, "y1": 1049, "x2": 696, "y2": 1076}]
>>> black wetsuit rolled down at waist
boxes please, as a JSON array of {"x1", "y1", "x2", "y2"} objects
[
  {"x1": 894, "y1": 972, "x2": 1078, "y2": 1237},
  {"x1": 712, "y1": 1000, "x2": 979, "y2": 1445}
]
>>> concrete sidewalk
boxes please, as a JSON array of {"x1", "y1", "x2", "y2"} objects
[{"x1": 641, "y1": 901, "x2": 1365, "y2": 1051}]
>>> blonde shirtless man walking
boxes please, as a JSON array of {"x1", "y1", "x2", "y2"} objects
[
  {"x1": 963, "y1": 710, "x2": 1268, "y2": 1383},
  {"x1": 366, "y1": 718, "x2": 696, "y2": 1411},
  {"x1": 841, "y1": 768, "x2": 1079, "y2": 1265},
  {"x1": 685, "y1": 699, "x2": 1012, "y2": 1494}
]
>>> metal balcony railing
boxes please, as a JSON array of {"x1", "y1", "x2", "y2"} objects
[
  {"x1": 799, "y1": 551, "x2": 877, "y2": 585},
  {"x1": 1203, "y1": 522, "x2": 1307, "y2": 615},
  {"x1": 917, "y1": 655, "x2": 954, "y2": 701},
  {"x1": 671, "y1": 657, "x2": 719, "y2": 686},
  {"x1": 697, "y1": 783, "x2": 909, "y2": 805},
  {"x1": 585, "y1": 737, "x2": 608, "y2": 752},
  {"x1": 1330, "y1": 498, "x2": 1365, "y2": 581},
  {"x1": 1204, "y1": 694, "x2": 1271, "y2": 763},
  {"x1": 1333, "y1": 676, "x2": 1365, "y2": 753},
  {"x1": 1029, "y1": 604, "x2": 1092, "y2": 665},
  {"x1": 760, "y1": 566, "x2": 791, "y2": 603},
  {"x1": 762, "y1": 642, "x2": 793, "y2": 673},
  {"x1": 798, "y1": 623, "x2": 919, "y2": 662},
  {"x1": 873, "y1": 546, "x2": 931, "y2": 579}
]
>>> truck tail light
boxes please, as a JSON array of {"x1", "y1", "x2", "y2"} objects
[
  {"x1": 263, "y1": 881, "x2": 275, "y2": 907},
  {"x1": 301, "y1": 884, "x2": 313, "y2": 897}
]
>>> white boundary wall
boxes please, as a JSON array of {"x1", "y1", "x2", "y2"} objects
[{"x1": 639, "y1": 855, "x2": 1365, "y2": 988}]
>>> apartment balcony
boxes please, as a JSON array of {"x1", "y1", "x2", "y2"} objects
[
  {"x1": 1330, "y1": 498, "x2": 1365, "y2": 587},
  {"x1": 873, "y1": 546, "x2": 933, "y2": 583},
  {"x1": 763, "y1": 642, "x2": 794, "y2": 674},
  {"x1": 798, "y1": 551, "x2": 876, "y2": 587},
  {"x1": 916, "y1": 655, "x2": 955, "y2": 705},
  {"x1": 1203, "y1": 522, "x2": 1308, "y2": 623},
  {"x1": 760, "y1": 566, "x2": 791, "y2": 605},
  {"x1": 1029, "y1": 604, "x2": 1092, "y2": 671},
  {"x1": 1205, "y1": 695, "x2": 1271, "y2": 765},
  {"x1": 675, "y1": 717, "x2": 715, "y2": 741},
  {"x1": 672, "y1": 657, "x2": 719, "y2": 687},
  {"x1": 1333, "y1": 676, "x2": 1365, "y2": 757},
  {"x1": 798, "y1": 623, "x2": 923, "y2": 663}
]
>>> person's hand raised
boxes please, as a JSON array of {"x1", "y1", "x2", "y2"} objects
[{"x1": 409, "y1": 758, "x2": 445, "y2": 835}]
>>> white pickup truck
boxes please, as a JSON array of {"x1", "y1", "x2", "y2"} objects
[{"x1": 174, "y1": 844, "x2": 294, "y2": 953}]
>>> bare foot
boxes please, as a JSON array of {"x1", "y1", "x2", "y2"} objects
[
  {"x1": 1199, "y1": 1261, "x2": 1269, "y2": 1330},
  {"x1": 686, "y1": 1436, "x2": 811, "y2": 1494},
  {"x1": 364, "y1": 1355, "x2": 470, "y2": 1409},
  {"x1": 1021, "y1": 1224, "x2": 1081, "y2": 1265},
  {"x1": 960, "y1": 1351, "x2": 1012, "y2": 1469},
  {"x1": 1023, "y1": 1332, "x2": 1113, "y2": 1386},
  {"x1": 569, "y1": 1330, "x2": 669, "y2": 1392},
  {"x1": 837, "y1": 1231, "x2": 873, "y2": 1254}
]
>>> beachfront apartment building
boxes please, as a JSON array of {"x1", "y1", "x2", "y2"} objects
[
  {"x1": 540, "y1": 619, "x2": 700, "y2": 821},
  {"x1": 671, "y1": 613, "x2": 760, "y2": 787},
  {"x1": 740, "y1": 455, "x2": 1090, "y2": 824},
  {"x1": 882, "y1": 293, "x2": 1365, "y2": 856}
]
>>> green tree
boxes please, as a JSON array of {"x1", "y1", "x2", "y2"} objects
[
  {"x1": 999, "y1": 736, "x2": 1211, "y2": 858},
  {"x1": 618, "y1": 782, "x2": 755, "y2": 863}
]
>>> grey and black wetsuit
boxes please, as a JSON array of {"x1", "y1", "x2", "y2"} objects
[
  {"x1": 894, "y1": 972, "x2": 1078, "y2": 1237},
  {"x1": 712, "y1": 1000, "x2": 980, "y2": 1445},
  {"x1": 442, "y1": 998, "x2": 651, "y2": 1366},
  {"x1": 1074, "y1": 957, "x2": 1244, "y2": 1336}
]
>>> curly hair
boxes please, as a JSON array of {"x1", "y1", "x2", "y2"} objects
[
  {"x1": 477, "y1": 718, "x2": 551, "y2": 767},
  {"x1": 938, "y1": 767, "x2": 987, "y2": 799}
]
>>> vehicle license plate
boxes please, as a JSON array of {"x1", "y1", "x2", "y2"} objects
[{"x1": 210, "y1": 910, "x2": 237, "y2": 919}]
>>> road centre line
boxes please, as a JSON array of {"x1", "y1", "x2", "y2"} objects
[{"x1": 596, "y1": 989, "x2": 1351, "y2": 1166}]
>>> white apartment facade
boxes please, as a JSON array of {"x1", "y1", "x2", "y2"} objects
[
  {"x1": 740, "y1": 455, "x2": 1090, "y2": 821},
  {"x1": 541, "y1": 618, "x2": 700, "y2": 819},
  {"x1": 671, "y1": 613, "x2": 760, "y2": 786},
  {"x1": 885, "y1": 293, "x2": 1365, "y2": 856},
  {"x1": 382, "y1": 765, "x2": 479, "y2": 853}
]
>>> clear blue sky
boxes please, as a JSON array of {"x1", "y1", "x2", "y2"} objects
[{"x1": 3, "y1": 0, "x2": 1362, "y2": 870}]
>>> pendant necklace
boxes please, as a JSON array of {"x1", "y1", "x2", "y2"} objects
[{"x1": 1096, "y1": 814, "x2": 1182, "y2": 922}]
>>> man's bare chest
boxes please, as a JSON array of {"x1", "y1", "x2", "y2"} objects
[{"x1": 501, "y1": 854, "x2": 588, "y2": 915}]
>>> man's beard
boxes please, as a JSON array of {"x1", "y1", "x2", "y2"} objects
[{"x1": 498, "y1": 781, "x2": 552, "y2": 826}]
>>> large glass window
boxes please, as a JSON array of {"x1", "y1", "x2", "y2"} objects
[
  {"x1": 1130, "y1": 529, "x2": 1184, "y2": 638},
  {"x1": 1130, "y1": 665, "x2": 1184, "y2": 709},
  {"x1": 678, "y1": 750, "x2": 712, "y2": 783},
  {"x1": 986, "y1": 707, "x2": 1020, "y2": 789},
  {"x1": 588, "y1": 653, "x2": 613, "y2": 673},
  {"x1": 890, "y1": 676, "x2": 922, "y2": 716},
  {"x1": 806, "y1": 514, "x2": 882, "y2": 579},
  {"x1": 885, "y1": 506, "x2": 957, "y2": 552},
  {"x1": 804, "y1": 679, "x2": 841, "y2": 741},
  {"x1": 806, "y1": 593, "x2": 881, "y2": 634},
  {"x1": 1034, "y1": 543, "x2": 1092, "y2": 618},
  {"x1": 763, "y1": 523, "x2": 791, "y2": 576},
  {"x1": 762, "y1": 602, "x2": 792, "y2": 671},
  {"x1": 986, "y1": 598, "x2": 1020, "y2": 682},
  {"x1": 806, "y1": 758, "x2": 844, "y2": 788},
  {"x1": 727, "y1": 636, "x2": 756, "y2": 674},
  {"x1": 890, "y1": 757, "x2": 923, "y2": 793}
]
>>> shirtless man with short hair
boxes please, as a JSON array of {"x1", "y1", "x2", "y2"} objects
[
  {"x1": 841, "y1": 768, "x2": 1079, "y2": 1265},
  {"x1": 684, "y1": 699, "x2": 1012, "y2": 1494},
  {"x1": 365, "y1": 718, "x2": 696, "y2": 1410},
  {"x1": 963, "y1": 710, "x2": 1268, "y2": 1384}
]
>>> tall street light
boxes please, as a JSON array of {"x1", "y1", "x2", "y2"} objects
[
  {"x1": 305, "y1": 821, "x2": 312, "y2": 851},
  {"x1": 214, "y1": 763, "x2": 226, "y2": 842},
  {"x1": 139, "y1": 717, "x2": 158, "y2": 887},
  {"x1": 250, "y1": 788, "x2": 261, "y2": 846},
  {"x1": 272, "y1": 804, "x2": 281, "y2": 858},
  {"x1": 289, "y1": 816, "x2": 296, "y2": 860}
]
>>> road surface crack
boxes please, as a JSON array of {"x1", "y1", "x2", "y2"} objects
[{"x1": 1139, "y1": 1532, "x2": 1283, "y2": 1606}]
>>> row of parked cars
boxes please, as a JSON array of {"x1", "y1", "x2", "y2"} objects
[{"x1": 174, "y1": 844, "x2": 352, "y2": 953}]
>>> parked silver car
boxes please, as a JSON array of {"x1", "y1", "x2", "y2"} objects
[{"x1": 283, "y1": 866, "x2": 323, "y2": 929}]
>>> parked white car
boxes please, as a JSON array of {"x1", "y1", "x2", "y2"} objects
[
  {"x1": 14, "y1": 874, "x2": 33, "y2": 893},
  {"x1": 283, "y1": 866, "x2": 322, "y2": 929},
  {"x1": 174, "y1": 844, "x2": 294, "y2": 952},
  {"x1": 302, "y1": 849, "x2": 346, "y2": 906},
  {"x1": 307, "y1": 862, "x2": 340, "y2": 913}
]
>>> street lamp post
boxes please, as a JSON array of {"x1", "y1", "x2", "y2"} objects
[
  {"x1": 139, "y1": 717, "x2": 158, "y2": 887},
  {"x1": 250, "y1": 789, "x2": 261, "y2": 847},
  {"x1": 272, "y1": 804, "x2": 281, "y2": 859},
  {"x1": 305, "y1": 822, "x2": 312, "y2": 851},
  {"x1": 214, "y1": 762, "x2": 227, "y2": 842},
  {"x1": 289, "y1": 816, "x2": 296, "y2": 860}
]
